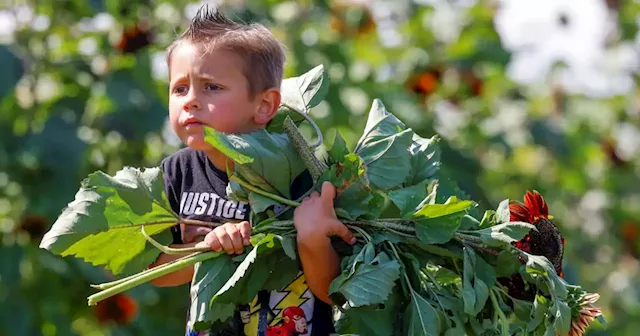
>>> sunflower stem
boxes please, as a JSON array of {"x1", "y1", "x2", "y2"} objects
[
  {"x1": 490, "y1": 288, "x2": 510, "y2": 336},
  {"x1": 90, "y1": 251, "x2": 200, "y2": 290},
  {"x1": 229, "y1": 175, "x2": 300, "y2": 207},
  {"x1": 141, "y1": 225, "x2": 211, "y2": 255},
  {"x1": 87, "y1": 251, "x2": 221, "y2": 306}
]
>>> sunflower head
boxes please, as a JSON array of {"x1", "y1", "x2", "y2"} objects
[
  {"x1": 93, "y1": 293, "x2": 138, "y2": 325},
  {"x1": 509, "y1": 190, "x2": 550, "y2": 223},
  {"x1": 509, "y1": 190, "x2": 566, "y2": 277}
]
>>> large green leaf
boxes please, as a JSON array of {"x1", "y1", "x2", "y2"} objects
[
  {"x1": 388, "y1": 180, "x2": 430, "y2": 218},
  {"x1": 405, "y1": 289, "x2": 441, "y2": 336},
  {"x1": 188, "y1": 247, "x2": 297, "y2": 332},
  {"x1": 495, "y1": 199, "x2": 510, "y2": 224},
  {"x1": 214, "y1": 234, "x2": 278, "y2": 299},
  {"x1": 473, "y1": 222, "x2": 537, "y2": 247},
  {"x1": 213, "y1": 234, "x2": 299, "y2": 306},
  {"x1": 320, "y1": 153, "x2": 376, "y2": 220},
  {"x1": 39, "y1": 167, "x2": 176, "y2": 275},
  {"x1": 189, "y1": 255, "x2": 236, "y2": 330},
  {"x1": 405, "y1": 134, "x2": 441, "y2": 186},
  {"x1": 204, "y1": 127, "x2": 306, "y2": 199},
  {"x1": 329, "y1": 243, "x2": 401, "y2": 307},
  {"x1": 524, "y1": 254, "x2": 568, "y2": 299},
  {"x1": 268, "y1": 64, "x2": 329, "y2": 132},
  {"x1": 462, "y1": 248, "x2": 492, "y2": 316},
  {"x1": 328, "y1": 131, "x2": 351, "y2": 163},
  {"x1": 551, "y1": 300, "x2": 572, "y2": 336},
  {"x1": 336, "y1": 290, "x2": 399, "y2": 336},
  {"x1": 412, "y1": 197, "x2": 474, "y2": 244},
  {"x1": 355, "y1": 99, "x2": 414, "y2": 190},
  {"x1": 202, "y1": 127, "x2": 253, "y2": 164},
  {"x1": 413, "y1": 196, "x2": 475, "y2": 218}
]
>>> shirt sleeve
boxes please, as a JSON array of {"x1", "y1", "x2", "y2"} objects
[{"x1": 161, "y1": 157, "x2": 184, "y2": 245}]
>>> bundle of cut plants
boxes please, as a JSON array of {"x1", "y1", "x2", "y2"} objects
[{"x1": 39, "y1": 65, "x2": 604, "y2": 335}]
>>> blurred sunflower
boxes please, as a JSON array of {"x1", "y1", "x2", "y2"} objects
[{"x1": 93, "y1": 293, "x2": 139, "y2": 325}]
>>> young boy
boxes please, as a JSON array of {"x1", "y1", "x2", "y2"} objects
[{"x1": 149, "y1": 6, "x2": 356, "y2": 336}]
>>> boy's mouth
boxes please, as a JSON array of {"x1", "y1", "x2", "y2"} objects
[{"x1": 183, "y1": 118, "x2": 204, "y2": 127}]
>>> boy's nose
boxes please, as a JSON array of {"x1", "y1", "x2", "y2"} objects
[{"x1": 183, "y1": 102, "x2": 200, "y2": 111}]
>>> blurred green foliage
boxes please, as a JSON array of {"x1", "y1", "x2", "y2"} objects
[{"x1": 1, "y1": 0, "x2": 640, "y2": 335}]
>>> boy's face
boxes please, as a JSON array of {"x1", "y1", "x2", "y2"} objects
[{"x1": 168, "y1": 43, "x2": 268, "y2": 152}]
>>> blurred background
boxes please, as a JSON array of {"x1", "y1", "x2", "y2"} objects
[{"x1": 0, "y1": 0, "x2": 638, "y2": 334}]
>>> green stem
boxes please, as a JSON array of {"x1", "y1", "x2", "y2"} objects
[
  {"x1": 348, "y1": 225, "x2": 371, "y2": 243},
  {"x1": 387, "y1": 242, "x2": 413, "y2": 296},
  {"x1": 454, "y1": 232, "x2": 484, "y2": 244},
  {"x1": 254, "y1": 219, "x2": 416, "y2": 235},
  {"x1": 375, "y1": 220, "x2": 416, "y2": 233},
  {"x1": 490, "y1": 288, "x2": 509, "y2": 336},
  {"x1": 87, "y1": 251, "x2": 221, "y2": 305},
  {"x1": 90, "y1": 251, "x2": 199, "y2": 290},
  {"x1": 229, "y1": 175, "x2": 300, "y2": 207},
  {"x1": 459, "y1": 239, "x2": 499, "y2": 256},
  {"x1": 180, "y1": 218, "x2": 225, "y2": 227},
  {"x1": 420, "y1": 269, "x2": 442, "y2": 291},
  {"x1": 141, "y1": 225, "x2": 211, "y2": 255}
]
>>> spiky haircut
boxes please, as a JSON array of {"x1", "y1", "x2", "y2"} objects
[{"x1": 166, "y1": 5, "x2": 286, "y2": 97}]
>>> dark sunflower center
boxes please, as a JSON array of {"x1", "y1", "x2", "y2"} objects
[{"x1": 529, "y1": 218, "x2": 564, "y2": 274}]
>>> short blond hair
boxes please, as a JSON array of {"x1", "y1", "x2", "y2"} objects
[{"x1": 166, "y1": 5, "x2": 286, "y2": 97}]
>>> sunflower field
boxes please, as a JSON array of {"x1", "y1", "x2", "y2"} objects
[{"x1": 0, "y1": 0, "x2": 639, "y2": 335}]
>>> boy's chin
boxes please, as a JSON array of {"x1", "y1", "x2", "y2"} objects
[{"x1": 183, "y1": 136, "x2": 212, "y2": 152}]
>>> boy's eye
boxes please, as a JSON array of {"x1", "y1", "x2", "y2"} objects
[
  {"x1": 205, "y1": 83, "x2": 222, "y2": 91},
  {"x1": 173, "y1": 86, "x2": 188, "y2": 94}
]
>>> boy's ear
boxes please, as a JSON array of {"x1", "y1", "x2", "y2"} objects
[{"x1": 254, "y1": 88, "x2": 281, "y2": 126}]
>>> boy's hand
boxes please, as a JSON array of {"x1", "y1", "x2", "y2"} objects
[
  {"x1": 294, "y1": 181, "x2": 356, "y2": 245},
  {"x1": 195, "y1": 222, "x2": 252, "y2": 254}
]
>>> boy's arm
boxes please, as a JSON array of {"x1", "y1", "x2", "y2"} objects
[
  {"x1": 294, "y1": 182, "x2": 356, "y2": 304},
  {"x1": 297, "y1": 234, "x2": 343, "y2": 304}
]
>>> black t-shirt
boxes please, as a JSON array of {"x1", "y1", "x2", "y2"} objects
[{"x1": 161, "y1": 147, "x2": 335, "y2": 336}]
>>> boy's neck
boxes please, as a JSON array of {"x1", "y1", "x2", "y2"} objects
[{"x1": 205, "y1": 149, "x2": 235, "y2": 173}]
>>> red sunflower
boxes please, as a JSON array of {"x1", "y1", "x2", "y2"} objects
[
  {"x1": 93, "y1": 293, "x2": 138, "y2": 325},
  {"x1": 509, "y1": 190, "x2": 566, "y2": 277}
]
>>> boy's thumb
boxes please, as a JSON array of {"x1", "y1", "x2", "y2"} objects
[
  {"x1": 321, "y1": 181, "x2": 336, "y2": 201},
  {"x1": 336, "y1": 224, "x2": 357, "y2": 245}
]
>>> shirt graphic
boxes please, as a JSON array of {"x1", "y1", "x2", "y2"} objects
[
  {"x1": 239, "y1": 272, "x2": 315, "y2": 336},
  {"x1": 179, "y1": 191, "x2": 248, "y2": 220}
]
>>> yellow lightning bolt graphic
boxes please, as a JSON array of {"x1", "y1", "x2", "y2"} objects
[
  {"x1": 243, "y1": 295, "x2": 262, "y2": 335},
  {"x1": 271, "y1": 274, "x2": 310, "y2": 326}
]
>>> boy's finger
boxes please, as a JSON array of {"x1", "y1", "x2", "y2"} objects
[
  {"x1": 237, "y1": 221, "x2": 251, "y2": 245},
  {"x1": 224, "y1": 224, "x2": 244, "y2": 254},
  {"x1": 321, "y1": 181, "x2": 336, "y2": 201},
  {"x1": 203, "y1": 233, "x2": 222, "y2": 252},
  {"x1": 335, "y1": 223, "x2": 356, "y2": 245},
  {"x1": 216, "y1": 229, "x2": 235, "y2": 254}
]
